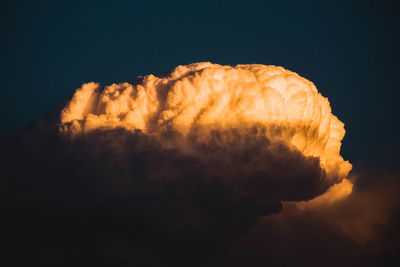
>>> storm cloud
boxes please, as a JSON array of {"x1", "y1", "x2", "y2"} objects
[{"x1": 1, "y1": 63, "x2": 399, "y2": 266}]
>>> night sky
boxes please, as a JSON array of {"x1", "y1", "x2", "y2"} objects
[{"x1": 1, "y1": 0, "x2": 399, "y2": 162}]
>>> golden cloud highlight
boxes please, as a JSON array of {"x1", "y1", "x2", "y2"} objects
[{"x1": 60, "y1": 62, "x2": 352, "y2": 203}]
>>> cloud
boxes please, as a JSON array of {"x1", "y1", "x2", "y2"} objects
[
  {"x1": 2, "y1": 63, "x2": 398, "y2": 266},
  {"x1": 60, "y1": 62, "x2": 351, "y2": 185},
  {"x1": 228, "y1": 168, "x2": 400, "y2": 267},
  {"x1": 1, "y1": 124, "x2": 333, "y2": 266}
]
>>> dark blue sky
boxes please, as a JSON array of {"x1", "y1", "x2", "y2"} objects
[{"x1": 1, "y1": 0, "x2": 399, "y2": 162}]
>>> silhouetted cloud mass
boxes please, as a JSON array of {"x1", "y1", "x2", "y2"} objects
[{"x1": 1, "y1": 63, "x2": 399, "y2": 266}]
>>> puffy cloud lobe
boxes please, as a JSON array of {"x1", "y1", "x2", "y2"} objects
[{"x1": 60, "y1": 63, "x2": 351, "y2": 184}]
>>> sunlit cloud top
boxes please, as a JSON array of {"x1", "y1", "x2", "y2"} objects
[{"x1": 60, "y1": 62, "x2": 351, "y2": 183}]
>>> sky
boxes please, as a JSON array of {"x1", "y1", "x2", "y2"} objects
[{"x1": 1, "y1": 0, "x2": 400, "y2": 162}]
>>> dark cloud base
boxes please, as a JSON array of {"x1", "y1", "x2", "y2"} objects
[
  {"x1": 230, "y1": 174, "x2": 400, "y2": 267},
  {"x1": 1, "y1": 113, "x2": 400, "y2": 266}
]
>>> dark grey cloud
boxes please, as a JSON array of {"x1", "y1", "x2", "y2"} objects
[
  {"x1": 228, "y1": 168, "x2": 400, "y2": 267},
  {"x1": 1, "y1": 105, "x2": 399, "y2": 266},
  {"x1": 1, "y1": 109, "x2": 332, "y2": 266}
]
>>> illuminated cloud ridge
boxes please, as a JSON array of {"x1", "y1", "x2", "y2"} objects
[{"x1": 61, "y1": 62, "x2": 351, "y2": 194}]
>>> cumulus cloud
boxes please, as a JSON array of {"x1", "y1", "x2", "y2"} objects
[
  {"x1": 60, "y1": 62, "x2": 351, "y2": 197},
  {"x1": 1, "y1": 62, "x2": 398, "y2": 266}
]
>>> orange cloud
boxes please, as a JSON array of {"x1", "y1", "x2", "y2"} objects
[{"x1": 60, "y1": 62, "x2": 352, "y2": 203}]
